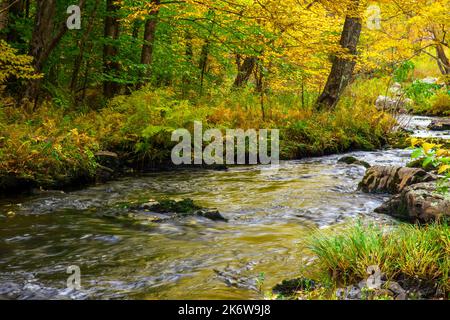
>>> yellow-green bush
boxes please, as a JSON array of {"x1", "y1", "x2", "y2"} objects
[
  {"x1": 429, "y1": 92, "x2": 450, "y2": 116},
  {"x1": 0, "y1": 103, "x2": 99, "y2": 188}
]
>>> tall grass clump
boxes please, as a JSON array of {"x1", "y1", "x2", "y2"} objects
[{"x1": 308, "y1": 221, "x2": 449, "y2": 295}]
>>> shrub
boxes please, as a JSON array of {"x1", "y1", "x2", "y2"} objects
[
  {"x1": 429, "y1": 92, "x2": 450, "y2": 116},
  {"x1": 307, "y1": 222, "x2": 450, "y2": 295},
  {"x1": 0, "y1": 103, "x2": 99, "y2": 187}
]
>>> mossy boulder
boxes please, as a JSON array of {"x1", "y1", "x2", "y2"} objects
[
  {"x1": 134, "y1": 198, "x2": 228, "y2": 222},
  {"x1": 338, "y1": 156, "x2": 371, "y2": 169}
]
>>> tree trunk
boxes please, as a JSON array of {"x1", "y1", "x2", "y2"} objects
[
  {"x1": 0, "y1": 0, "x2": 9, "y2": 40},
  {"x1": 254, "y1": 61, "x2": 265, "y2": 120},
  {"x1": 233, "y1": 55, "x2": 256, "y2": 88},
  {"x1": 103, "y1": 0, "x2": 121, "y2": 98},
  {"x1": 198, "y1": 9, "x2": 214, "y2": 93},
  {"x1": 198, "y1": 41, "x2": 209, "y2": 91},
  {"x1": 317, "y1": 1, "x2": 362, "y2": 109},
  {"x1": 182, "y1": 30, "x2": 193, "y2": 89},
  {"x1": 435, "y1": 44, "x2": 449, "y2": 85},
  {"x1": 70, "y1": 0, "x2": 100, "y2": 91},
  {"x1": 24, "y1": 0, "x2": 84, "y2": 102},
  {"x1": 139, "y1": 0, "x2": 160, "y2": 85},
  {"x1": 24, "y1": 0, "x2": 56, "y2": 101}
]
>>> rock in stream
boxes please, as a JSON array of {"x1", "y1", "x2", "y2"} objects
[{"x1": 359, "y1": 165, "x2": 449, "y2": 222}]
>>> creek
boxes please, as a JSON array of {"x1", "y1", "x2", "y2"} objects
[{"x1": 0, "y1": 115, "x2": 447, "y2": 299}]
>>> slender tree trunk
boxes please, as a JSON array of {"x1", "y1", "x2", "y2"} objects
[
  {"x1": 233, "y1": 55, "x2": 256, "y2": 88},
  {"x1": 198, "y1": 9, "x2": 214, "y2": 93},
  {"x1": 254, "y1": 61, "x2": 265, "y2": 120},
  {"x1": 25, "y1": 0, "x2": 29, "y2": 17},
  {"x1": 103, "y1": 0, "x2": 121, "y2": 98},
  {"x1": 198, "y1": 41, "x2": 209, "y2": 92},
  {"x1": 139, "y1": 0, "x2": 160, "y2": 86},
  {"x1": 0, "y1": 0, "x2": 9, "y2": 40},
  {"x1": 182, "y1": 30, "x2": 193, "y2": 91},
  {"x1": 81, "y1": 51, "x2": 93, "y2": 102},
  {"x1": 70, "y1": 0, "x2": 100, "y2": 91},
  {"x1": 317, "y1": 0, "x2": 362, "y2": 109}
]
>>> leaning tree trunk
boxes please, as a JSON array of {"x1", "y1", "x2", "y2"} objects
[
  {"x1": 317, "y1": 1, "x2": 362, "y2": 109},
  {"x1": 233, "y1": 55, "x2": 257, "y2": 88},
  {"x1": 435, "y1": 43, "x2": 450, "y2": 85},
  {"x1": 103, "y1": 0, "x2": 121, "y2": 98}
]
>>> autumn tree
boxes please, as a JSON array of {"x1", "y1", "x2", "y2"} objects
[{"x1": 317, "y1": 0, "x2": 362, "y2": 109}]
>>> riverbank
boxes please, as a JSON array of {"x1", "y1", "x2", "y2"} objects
[{"x1": 0, "y1": 87, "x2": 398, "y2": 196}]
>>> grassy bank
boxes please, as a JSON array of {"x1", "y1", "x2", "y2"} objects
[
  {"x1": 297, "y1": 222, "x2": 449, "y2": 300},
  {"x1": 0, "y1": 86, "x2": 396, "y2": 193}
]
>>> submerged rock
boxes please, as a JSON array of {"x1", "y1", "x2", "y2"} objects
[
  {"x1": 195, "y1": 209, "x2": 228, "y2": 221},
  {"x1": 428, "y1": 119, "x2": 450, "y2": 131},
  {"x1": 133, "y1": 198, "x2": 228, "y2": 222},
  {"x1": 359, "y1": 166, "x2": 435, "y2": 194},
  {"x1": 213, "y1": 267, "x2": 258, "y2": 291},
  {"x1": 338, "y1": 156, "x2": 371, "y2": 169},
  {"x1": 375, "y1": 182, "x2": 450, "y2": 223}
]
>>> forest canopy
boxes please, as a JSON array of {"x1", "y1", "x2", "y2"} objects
[{"x1": 0, "y1": 0, "x2": 448, "y2": 104}]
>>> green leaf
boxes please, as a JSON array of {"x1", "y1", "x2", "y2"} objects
[
  {"x1": 411, "y1": 148, "x2": 423, "y2": 159},
  {"x1": 422, "y1": 156, "x2": 434, "y2": 168}
]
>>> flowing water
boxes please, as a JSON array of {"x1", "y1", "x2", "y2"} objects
[{"x1": 0, "y1": 116, "x2": 448, "y2": 300}]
